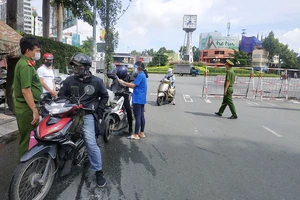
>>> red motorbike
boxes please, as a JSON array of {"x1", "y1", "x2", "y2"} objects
[{"x1": 9, "y1": 85, "x2": 96, "y2": 200}]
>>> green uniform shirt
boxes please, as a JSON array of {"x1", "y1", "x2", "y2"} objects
[
  {"x1": 225, "y1": 68, "x2": 235, "y2": 88},
  {"x1": 13, "y1": 55, "x2": 42, "y2": 106}
]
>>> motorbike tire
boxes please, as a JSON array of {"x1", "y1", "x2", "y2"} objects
[
  {"x1": 103, "y1": 116, "x2": 114, "y2": 143},
  {"x1": 157, "y1": 97, "x2": 163, "y2": 106},
  {"x1": 9, "y1": 154, "x2": 55, "y2": 200}
]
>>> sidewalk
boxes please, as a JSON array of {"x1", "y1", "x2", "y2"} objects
[{"x1": 0, "y1": 106, "x2": 18, "y2": 143}]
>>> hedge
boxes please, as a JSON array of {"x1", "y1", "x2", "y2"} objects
[{"x1": 23, "y1": 34, "x2": 83, "y2": 73}]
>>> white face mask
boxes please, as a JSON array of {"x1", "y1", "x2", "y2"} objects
[{"x1": 33, "y1": 52, "x2": 41, "y2": 60}]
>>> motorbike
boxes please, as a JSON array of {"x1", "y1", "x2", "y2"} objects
[
  {"x1": 100, "y1": 73, "x2": 132, "y2": 143},
  {"x1": 157, "y1": 77, "x2": 176, "y2": 106},
  {"x1": 101, "y1": 88, "x2": 131, "y2": 143},
  {"x1": 9, "y1": 85, "x2": 95, "y2": 200}
]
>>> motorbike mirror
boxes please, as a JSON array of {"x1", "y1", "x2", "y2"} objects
[{"x1": 84, "y1": 85, "x2": 95, "y2": 95}]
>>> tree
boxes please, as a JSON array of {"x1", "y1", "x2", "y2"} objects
[
  {"x1": 152, "y1": 53, "x2": 168, "y2": 66},
  {"x1": 192, "y1": 46, "x2": 200, "y2": 62},
  {"x1": 131, "y1": 50, "x2": 141, "y2": 56},
  {"x1": 80, "y1": 37, "x2": 93, "y2": 57},
  {"x1": 42, "y1": 0, "x2": 50, "y2": 38},
  {"x1": 228, "y1": 50, "x2": 250, "y2": 67},
  {"x1": 262, "y1": 31, "x2": 280, "y2": 61},
  {"x1": 6, "y1": 0, "x2": 17, "y2": 29},
  {"x1": 263, "y1": 31, "x2": 300, "y2": 69}
]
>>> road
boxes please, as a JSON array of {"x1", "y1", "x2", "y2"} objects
[{"x1": 1, "y1": 74, "x2": 300, "y2": 200}]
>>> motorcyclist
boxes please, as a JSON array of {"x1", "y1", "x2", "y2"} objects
[
  {"x1": 58, "y1": 53, "x2": 109, "y2": 187},
  {"x1": 163, "y1": 68, "x2": 176, "y2": 105},
  {"x1": 107, "y1": 65, "x2": 134, "y2": 135}
]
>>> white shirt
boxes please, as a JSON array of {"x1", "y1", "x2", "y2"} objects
[{"x1": 37, "y1": 64, "x2": 55, "y2": 93}]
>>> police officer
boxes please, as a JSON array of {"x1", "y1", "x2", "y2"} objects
[
  {"x1": 215, "y1": 59, "x2": 238, "y2": 119},
  {"x1": 13, "y1": 36, "x2": 43, "y2": 159}
]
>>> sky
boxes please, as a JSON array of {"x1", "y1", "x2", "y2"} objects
[{"x1": 31, "y1": 0, "x2": 300, "y2": 54}]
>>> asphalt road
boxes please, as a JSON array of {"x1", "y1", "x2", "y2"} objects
[{"x1": 1, "y1": 74, "x2": 300, "y2": 200}]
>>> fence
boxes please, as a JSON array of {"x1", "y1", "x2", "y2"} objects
[{"x1": 202, "y1": 67, "x2": 300, "y2": 101}]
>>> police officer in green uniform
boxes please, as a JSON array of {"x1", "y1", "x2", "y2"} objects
[
  {"x1": 215, "y1": 59, "x2": 238, "y2": 119},
  {"x1": 13, "y1": 36, "x2": 42, "y2": 159}
]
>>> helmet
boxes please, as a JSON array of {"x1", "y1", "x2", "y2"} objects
[
  {"x1": 116, "y1": 65, "x2": 128, "y2": 79},
  {"x1": 43, "y1": 53, "x2": 54, "y2": 60},
  {"x1": 69, "y1": 53, "x2": 92, "y2": 68}
]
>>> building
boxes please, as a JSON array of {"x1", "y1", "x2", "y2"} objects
[
  {"x1": 200, "y1": 49, "x2": 234, "y2": 67},
  {"x1": 135, "y1": 56, "x2": 153, "y2": 66},
  {"x1": 251, "y1": 47, "x2": 269, "y2": 71},
  {"x1": 0, "y1": 0, "x2": 32, "y2": 34},
  {"x1": 199, "y1": 31, "x2": 238, "y2": 66}
]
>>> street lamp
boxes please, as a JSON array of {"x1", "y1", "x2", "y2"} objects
[{"x1": 32, "y1": 9, "x2": 38, "y2": 36}]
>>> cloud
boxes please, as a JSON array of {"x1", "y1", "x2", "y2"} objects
[{"x1": 279, "y1": 28, "x2": 300, "y2": 53}]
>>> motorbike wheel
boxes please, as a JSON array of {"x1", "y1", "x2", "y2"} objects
[
  {"x1": 103, "y1": 117, "x2": 114, "y2": 143},
  {"x1": 9, "y1": 154, "x2": 55, "y2": 200},
  {"x1": 157, "y1": 97, "x2": 163, "y2": 106}
]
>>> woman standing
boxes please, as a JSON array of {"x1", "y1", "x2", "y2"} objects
[{"x1": 118, "y1": 61, "x2": 148, "y2": 140}]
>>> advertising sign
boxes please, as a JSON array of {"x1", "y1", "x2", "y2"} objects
[{"x1": 199, "y1": 32, "x2": 239, "y2": 50}]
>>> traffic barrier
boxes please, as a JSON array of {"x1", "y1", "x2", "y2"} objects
[
  {"x1": 202, "y1": 66, "x2": 255, "y2": 99},
  {"x1": 254, "y1": 68, "x2": 300, "y2": 101}
]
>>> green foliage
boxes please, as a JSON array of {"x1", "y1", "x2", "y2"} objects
[
  {"x1": 262, "y1": 31, "x2": 300, "y2": 69},
  {"x1": 80, "y1": 37, "x2": 93, "y2": 57},
  {"x1": 24, "y1": 34, "x2": 82, "y2": 73},
  {"x1": 152, "y1": 53, "x2": 169, "y2": 66},
  {"x1": 193, "y1": 46, "x2": 200, "y2": 62},
  {"x1": 228, "y1": 50, "x2": 250, "y2": 67}
]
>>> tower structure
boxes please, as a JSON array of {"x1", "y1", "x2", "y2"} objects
[{"x1": 182, "y1": 15, "x2": 197, "y2": 63}]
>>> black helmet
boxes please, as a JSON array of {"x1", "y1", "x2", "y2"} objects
[
  {"x1": 116, "y1": 65, "x2": 128, "y2": 79},
  {"x1": 69, "y1": 53, "x2": 92, "y2": 68}
]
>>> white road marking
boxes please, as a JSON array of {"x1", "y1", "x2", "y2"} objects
[
  {"x1": 183, "y1": 94, "x2": 193, "y2": 102},
  {"x1": 292, "y1": 101, "x2": 300, "y2": 104},
  {"x1": 194, "y1": 128, "x2": 199, "y2": 134},
  {"x1": 245, "y1": 100, "x2": 259, "y2": 105},
  {"x1": 150, "y1": 93, "x2": 157, "y2": 96},
  {"x1": 263, "y1": 126, "x2": 283, "y2": 138},
  {"x1": 204, "y1": 99, "x2": 211, "y2": 103}
]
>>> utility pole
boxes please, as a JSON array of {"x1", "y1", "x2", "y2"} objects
[{"x1": 92, "y1": 0, "x2": 97, "y2": 61}]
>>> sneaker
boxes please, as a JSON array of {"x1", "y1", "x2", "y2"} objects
[
  {"x1": 228, "y1": 115, "x2": 238, "y2": 119},
  {"x1": 96, "y1": 170, "x2": 106, "y2": 187},
  {"x1": 215, "y1": 112, "x2": 222, "y2": 116}
]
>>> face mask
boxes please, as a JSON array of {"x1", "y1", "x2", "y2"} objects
[
  {"x1": 33, "y1": 52, "x2": 41, "y2": 60},
  {"x1": 45, "y1": 62, "x2": 53, "y2": 67}
]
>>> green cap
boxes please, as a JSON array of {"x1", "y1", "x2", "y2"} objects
[{"x1": 226, "y1": 59, "x2": 234, "y2": 66}]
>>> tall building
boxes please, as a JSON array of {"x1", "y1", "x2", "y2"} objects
[
  {"x1": 22, "y1": 0, "x2": 32, "y2": 34},
  {"x1": 0, "y1": 0, "x2": 32, "y2": 34},
  {"x1": 32, "y1": 16, "x2": 43, "y2": 36}
]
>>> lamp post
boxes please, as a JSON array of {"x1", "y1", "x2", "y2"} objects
[{"x1": 32, "y1": 9, "x2": 38, "y2": 36}]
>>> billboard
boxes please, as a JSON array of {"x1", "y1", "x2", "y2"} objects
[
  {"x1": 199, "y1": 32, "x2": 239, "y2": 51},
  {"x1": 71, "y1": 33, "x2": 80, "y2": 47}
]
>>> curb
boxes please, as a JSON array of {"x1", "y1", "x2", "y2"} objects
[{"x1": 0, "y1": 130, "x2": 18, "y2": 144}]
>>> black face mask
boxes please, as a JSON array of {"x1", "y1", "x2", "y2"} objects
[{"x1": 45, "y1": 62, "x2": 53, "y2": 67}]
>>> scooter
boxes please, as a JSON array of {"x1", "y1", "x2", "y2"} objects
[
  {"x1": 157, "y1": 78, "x2": 176, "y2": 106},
  {"x1": 9, "y1": 85, "x2": 95, "y2": 200},
  {"x1": 101, "y1": 88, "x2": 130, "y2": 143}
]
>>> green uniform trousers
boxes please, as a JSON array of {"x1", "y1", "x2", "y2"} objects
[
  {"x1": 218, "y1": 87, "x2": 237, "y2": 116},
  {"x1": 15, "y1": 103, "x2": 36, "y2": 160}
]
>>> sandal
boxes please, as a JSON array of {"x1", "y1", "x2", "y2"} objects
[
  {"x1": 127, "y1": 135, "x2": 140, "y2": 140},
  {"x1": 139, "y1": 133, "x2": 146, "y2": 138}
]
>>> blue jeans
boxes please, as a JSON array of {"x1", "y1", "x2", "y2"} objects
[
  {"x1": 133, "y1": 104, "x2": 145, "y2": 134},
  {"x1": 82, "y1": 114, "x2": 102, "y2": 171}
]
